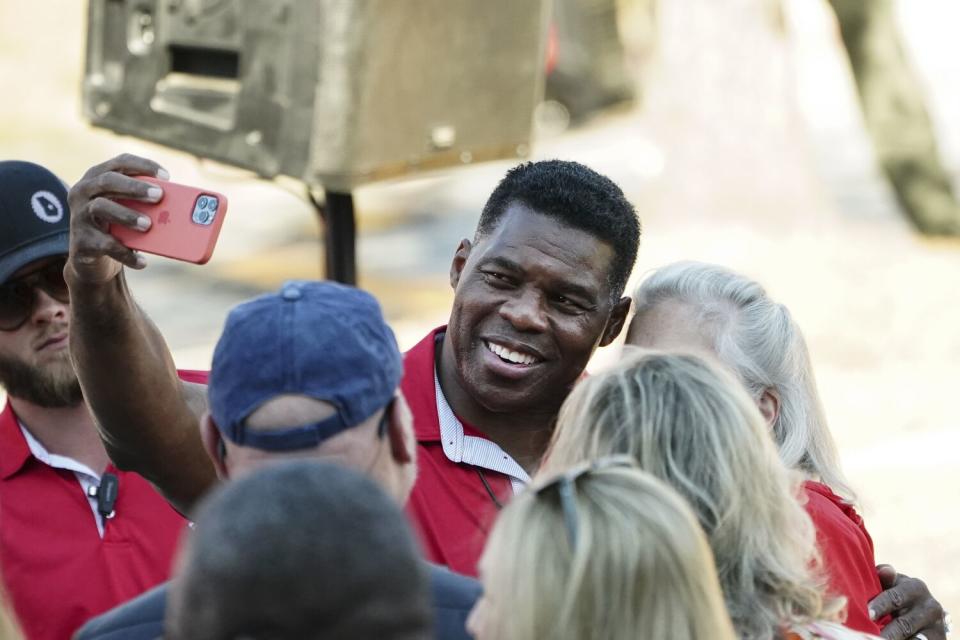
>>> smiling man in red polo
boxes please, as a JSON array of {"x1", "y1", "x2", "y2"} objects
[
  {"x1": 398, "y1": 160, "x2": 639, "y2": 574},
  {"x1": 59, "y1": 155, "x2": 640, "y2": 579}
]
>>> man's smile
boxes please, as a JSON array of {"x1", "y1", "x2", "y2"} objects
[{"x1": 483, "y1": 339, "x2": 544, "y2": 366}]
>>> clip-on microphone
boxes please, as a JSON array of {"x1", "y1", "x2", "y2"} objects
[{"x1": 87, "y1": 472, "x2": 119, "y2": 520}]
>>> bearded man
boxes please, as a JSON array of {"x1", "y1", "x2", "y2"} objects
[{"x1": 0, "y1": 161, "x2": 196, "y2": 640}]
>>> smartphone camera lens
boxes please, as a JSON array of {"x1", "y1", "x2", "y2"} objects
[{"x1": 193, "y1": 196, "x2": 215, "y2": 225}]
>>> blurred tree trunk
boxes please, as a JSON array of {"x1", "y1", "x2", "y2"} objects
[{"x1": 829, "y1": 0, "x2": 960, "y2": 235}]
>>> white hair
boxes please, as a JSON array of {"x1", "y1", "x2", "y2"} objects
[{"x1": 631, "y1": 261, "x2": 855, "y2": 501}]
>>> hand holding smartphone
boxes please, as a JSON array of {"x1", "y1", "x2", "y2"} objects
[{"x1": 112, "y1": 177, "x2": 228, "y2": 264}]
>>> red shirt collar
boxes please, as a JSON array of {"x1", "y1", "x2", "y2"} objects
[
  {"x1": 0, "y1": 400, "x2": 33, "y2": 479},
  {"x1": 401, "y1": 326, "x2": 447, "y2": 443},
  {"x1": 0, "y1": 370, "x2": 210, "y2": 481}
]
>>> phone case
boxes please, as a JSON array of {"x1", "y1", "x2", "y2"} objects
[{"x1": 111, "y1": 176, "x2": 228, "y2": 264}]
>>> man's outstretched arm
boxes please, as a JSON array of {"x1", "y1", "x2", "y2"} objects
[{"x1": 66, "y1": 153, "x2": 218, "y2": 516}]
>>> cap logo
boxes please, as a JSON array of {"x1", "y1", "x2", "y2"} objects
[{"x1": 31, "y1": 190, "x2": 64, "y2": 224}]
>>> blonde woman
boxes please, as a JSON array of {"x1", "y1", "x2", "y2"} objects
[
  {"x1": 542, "y1": 351, "x2": 881, "y2": 640},
  {"x1": 625, "y1": 261, "x2": 949, "y2": 638},
  {"x1": 466, "y1": 459, "x2": 737, "y2": 640}
]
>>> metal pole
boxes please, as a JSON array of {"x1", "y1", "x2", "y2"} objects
[{"x1": 309, "y1": 188, "x2": 357, "y2": 284}]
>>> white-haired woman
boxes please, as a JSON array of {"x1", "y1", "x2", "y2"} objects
[
  {"x1": 625, "y1": 261, "x2": 884, "y2": 634},
  {"x1": 541, "y1": 351, "x2": 881, "y2": 640},
  {"x1": 466, "y1": 460, "x2": 737, "y2": 640}
]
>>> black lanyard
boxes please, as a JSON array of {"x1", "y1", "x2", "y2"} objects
[{"x1": 476, "y1": 467, "x2": 505, "y2": 510}]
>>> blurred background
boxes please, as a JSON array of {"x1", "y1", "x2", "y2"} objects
[{"x1": 1, "y1": 0, "x2": 957, "y2": 616}]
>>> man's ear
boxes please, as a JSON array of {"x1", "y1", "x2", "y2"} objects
[
  {"x1": 200, "y1": 413, "x2": 230, "y2": 479},
  {"x1": 599, "y1": 296, "x2": 632, "y2": 347},
  {"x1": 386, "y1": 396, "x2": 415, "y2": 465},
  {"x1": 757, "y1": 388, "x2": 781, "y2": 429},
  {"x1": 449, "y1": 238, "x2": 473, "y2": 290}
]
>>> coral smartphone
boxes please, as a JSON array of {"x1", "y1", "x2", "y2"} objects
[{"x1": 111, "y1": 177, "x2": 228, "y2": 264}]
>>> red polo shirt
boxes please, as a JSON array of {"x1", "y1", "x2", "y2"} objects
[
  {"x1": 0, "y1": 370, "x2": 206, "y2": 640},
  {"x1": 803, "y1": 481, "x2": 884, "y2": 635},
  {"x1": 402, "y1": 328, "x2": 512, "y2": 577}
]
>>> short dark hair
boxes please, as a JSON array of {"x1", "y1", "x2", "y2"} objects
[
  {"x1": 167, "y1": 461, "x2": 431, "y2": 640},
  {"x1": 476, "y1": 160, "x2": 641, "y2": 299}
]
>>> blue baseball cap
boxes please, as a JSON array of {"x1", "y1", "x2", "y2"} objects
[{"x1": 209, "y1": 281, "x2": 403, "y2": 451}]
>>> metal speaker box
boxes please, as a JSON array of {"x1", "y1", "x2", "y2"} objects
[{"x1": 83, "y1": 0, "x2": 549, "y2": 191}]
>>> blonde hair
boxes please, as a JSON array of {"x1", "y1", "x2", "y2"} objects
[
  {"x1": 631, "y1": 261, "x2": 854, "y2": 501},
  {"x1": 0, "y1": 582, "x2": 23, "y2": 640},
  {"x1": 480, "y1": 463, "x2": 737, "y2": 640},
  {"x1": 542, "y1": 351, "x2": 844, "y2": 640}
]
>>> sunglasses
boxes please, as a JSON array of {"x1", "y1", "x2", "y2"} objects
[
  {"x1": 534, "y1": 455, "x2": 637, "y2": 549},
  {"x1": 0, "y1": 258, "x2": 70, "y2": 331}
]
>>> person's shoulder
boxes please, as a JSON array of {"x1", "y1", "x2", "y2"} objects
[
  {"x1": 176, "y1": 369, "x2": 209, "y2": 384},
  {"x1": 427, "y1": 563, "x2": 481, "y2": 609},
  {"x1": 792, "y1": 620, "x2": 883, "y2": 640},
  {"x1": 803, "y1": 481, "x2": 868, "y2": 533},
  {"x1": 426, "y1": 564, "x2": 480, "y2": 640},
  {"x1": 803, "y1": 482, "x2": 842, "y2": 520},
  {"x1": 401, "y1": 327, "x2": 444, "y2": 367},
  {"x1": 73, "y1": 583, "x2": 168, "y2": 640}
]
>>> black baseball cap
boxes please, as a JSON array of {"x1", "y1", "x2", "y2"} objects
[{"x1": 0, "y1": 161, "x2": 71, "y2": 284}]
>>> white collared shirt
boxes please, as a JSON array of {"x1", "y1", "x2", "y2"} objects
[
  {"x1": 19, "y1": 422, "x2": 107, "y2": 537},
  {"x1": 433, "y1": 369, "x2": 530, "y2": 495}
]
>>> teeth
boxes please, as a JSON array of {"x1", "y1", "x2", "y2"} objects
[{"x1": 485, "y1": 341, "x2": 537, "y2": 365}]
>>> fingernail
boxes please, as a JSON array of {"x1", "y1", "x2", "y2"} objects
[
  {"x1": 134, "y1": 253, "x2": 147, "y2": 268},
  {"x1": 156, "y1": 168, "x2": 170, "y2": 180},
  {"x1": 77, "y1": 256, "x2": 96, "y2": 265},
  {"x1": 868, "y1": 608, "x2": 876, "y2": 620},
  {"x1": 146, "y1": 187, "x2": 163, "y2": 201},
  {"x1": 137, "y1": 216, "x2": 151, "y2": 231}
]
